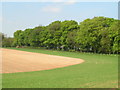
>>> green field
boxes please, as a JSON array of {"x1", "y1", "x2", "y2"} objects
[{"x1": 2, "y1": 48, "x2": 118, "y2": 88}]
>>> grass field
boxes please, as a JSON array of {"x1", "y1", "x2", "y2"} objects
[{"x1": 2, "y1": 48, "x2": 118, "y2": 88}]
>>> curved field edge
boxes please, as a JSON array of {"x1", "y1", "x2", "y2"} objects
[{"x1": 2, "y1": 48, "x2": 118, "y2": 88}]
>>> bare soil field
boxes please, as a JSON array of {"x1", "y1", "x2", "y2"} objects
[{"x1": 2, "y1": 48, "x2": 84, "y2": 73}]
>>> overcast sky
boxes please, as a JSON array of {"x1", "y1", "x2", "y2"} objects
[{"x1": 0, "y1": 1, "x2": 119, "y2": 37}]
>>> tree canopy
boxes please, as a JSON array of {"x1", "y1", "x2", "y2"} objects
[{"x1": 4, "y1": 16, "x2": 119, "y2": 54}]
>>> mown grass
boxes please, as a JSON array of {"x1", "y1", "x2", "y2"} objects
[{"x1": 2, "y1": 48, "x2": 118, "y2": 88}]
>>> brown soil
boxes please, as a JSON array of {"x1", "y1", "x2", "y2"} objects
[{"x1": 2, "y1": 48, "x2": 84, "y2": 73}]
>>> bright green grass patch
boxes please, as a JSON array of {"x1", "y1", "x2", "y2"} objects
[{"x1": 2, "y1": 48, "x2": 118, "y2": 88}]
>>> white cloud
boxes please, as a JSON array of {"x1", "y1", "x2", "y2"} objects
[
  {"x1": 64, "y1": 0, "x2": 77, "y2": 5},
  {"x1": 43, "y1": 0, "x2": 64, "y2": 2},
  {"x1": 41, "y1": 0, "x2": 76, "y2": 13},
  {"x1": 1, "y1": 0, "x2": 119, "y2": 2},
  {"x1": 42, "y1": 6, "x2": 61, "y2": 13}
]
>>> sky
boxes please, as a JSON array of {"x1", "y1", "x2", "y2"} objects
[{"x1": 0, "y1": 1, "x2": 119, "y2": 37}]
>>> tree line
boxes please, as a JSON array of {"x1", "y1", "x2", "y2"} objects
[
  {"x1": 2, "y1": 16, "x2": 120, "y2": 54},
  {"x1": 0, "y1": 33, "x2": 14, "y2": 47}
]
